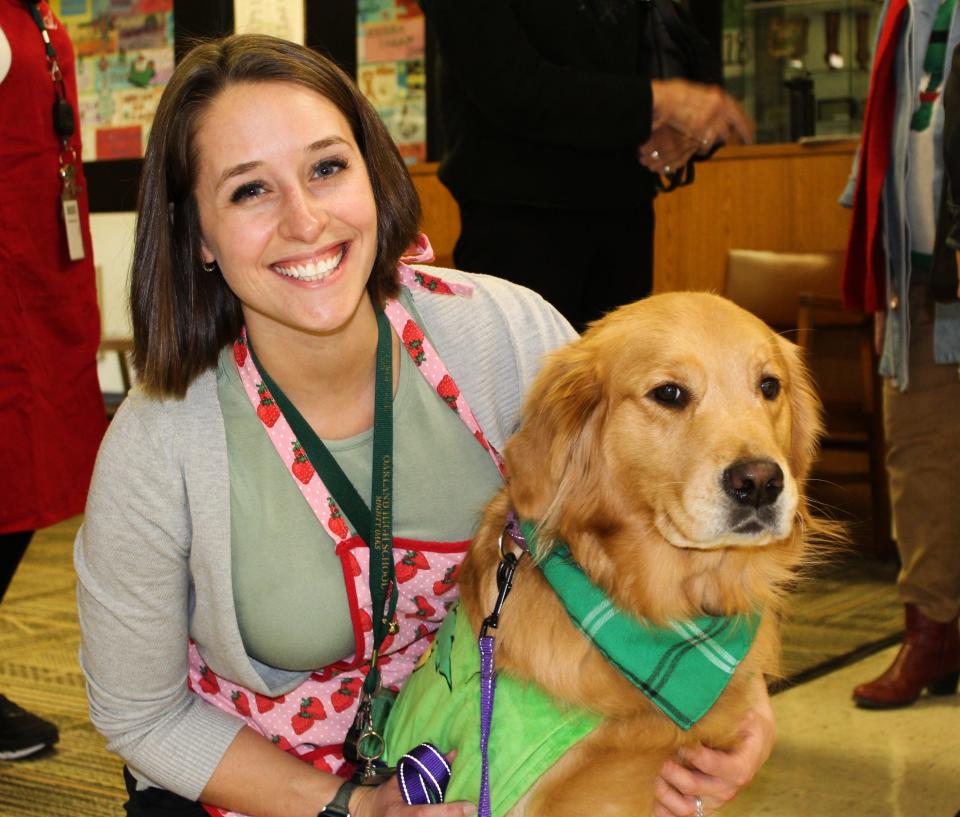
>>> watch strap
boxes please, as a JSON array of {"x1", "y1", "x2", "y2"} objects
[{"x1": 317, "y1": 779, "x2": 358, "y2": 817}]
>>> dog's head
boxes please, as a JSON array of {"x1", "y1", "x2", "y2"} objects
[{"x1": 505, "y1": 292, "x2": 828, "y2": 621}]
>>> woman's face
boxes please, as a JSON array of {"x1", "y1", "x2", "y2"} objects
[{"x1": 194, "y1": 80, "x2": 379, "y2": 342}]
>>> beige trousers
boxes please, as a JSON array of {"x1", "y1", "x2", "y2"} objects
[{"x1": 883, "y1": 286, "x2": 960, "y2": 623}]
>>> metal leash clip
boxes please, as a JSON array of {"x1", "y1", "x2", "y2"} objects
[{"x1": 479, "y1": 529, "x2": 522, "y2": 639}]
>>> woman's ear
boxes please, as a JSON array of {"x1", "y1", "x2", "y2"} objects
[{"x1": 200, "y1": 240, "x2": 216, "y2": 265}]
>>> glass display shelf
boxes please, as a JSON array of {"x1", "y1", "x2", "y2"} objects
[{"x1": 723, "y1": 0, "x2": 883, "y2": 144}]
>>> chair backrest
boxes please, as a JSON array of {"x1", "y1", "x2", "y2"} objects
[{"x1": 724, "y1": 249, "x2": 847, "y2": 327}]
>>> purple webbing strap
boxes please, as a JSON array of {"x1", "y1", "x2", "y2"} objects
[
  {"x1": 504, "y1": 511, "x2": 527, "y2": 551},
  {"x1": 398, "y1": 743, "x2": 451, "y2": 805},
  {"x1": 478, "y1": 635, "x2": 497, "y2": 817}
]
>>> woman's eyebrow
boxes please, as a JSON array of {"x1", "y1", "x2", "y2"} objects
[
  {"x1": 305, "y1": 136, "x2": 351, "y2": 153},
  {"x1": 216, "y1": 160, "x2": 262, "y2": 192}
]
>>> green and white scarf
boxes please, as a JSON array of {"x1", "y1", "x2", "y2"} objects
[{"x1": 523, "y1": 520, "x2": 762, "y2": 730}]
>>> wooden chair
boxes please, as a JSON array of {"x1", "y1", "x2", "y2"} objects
[
  {"x1": 724, "y1": 249, "x2": 893, "y2": 558},
  {"x1": 99, "y1": 336, "x2": 134, "y2": 419}
]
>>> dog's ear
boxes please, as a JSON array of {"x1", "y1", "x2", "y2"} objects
[
  {"x1": 504, "y1": 338, "x2": 612, "y2": 536},
  {"x1": 778, "y1": 335, "x2": 824, "y2": 481}
]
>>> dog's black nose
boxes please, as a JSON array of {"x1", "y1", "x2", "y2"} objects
[{"x1": 722, "y1": 459, "x2": 784, "y2": 508}]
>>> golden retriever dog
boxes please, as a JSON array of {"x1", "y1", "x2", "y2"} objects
[{"x1": 387, "y1": 292, "x2": 834, "y2": 817}]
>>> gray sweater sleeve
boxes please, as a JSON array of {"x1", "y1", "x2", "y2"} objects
[{"x1": 75, "y1": 395, "x2": 245, "y2": 800}]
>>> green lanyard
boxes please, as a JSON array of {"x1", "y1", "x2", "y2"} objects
[{"x1": 248, "y1": 310, "x2": 396, "y2": 696}]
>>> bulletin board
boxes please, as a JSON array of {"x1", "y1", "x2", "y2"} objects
[
  {"x1": 50, "y1": 0, "x2": 175, "y2": 161},
  {"x1": 356, "y1": 0, "x2": 427, "y2": 165}
]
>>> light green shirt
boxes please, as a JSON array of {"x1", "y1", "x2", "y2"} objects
[{"x1": 218, "y1": 294, "x2": 503, "y2": 671}]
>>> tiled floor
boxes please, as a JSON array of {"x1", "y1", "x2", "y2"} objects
[{"x1": 726, "y1": 645, "x2": 960, "y2": 817}]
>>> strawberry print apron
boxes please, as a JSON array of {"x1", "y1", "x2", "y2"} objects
[{"x1": 187, "y1": 238, "x2": 505, "y2": 817}]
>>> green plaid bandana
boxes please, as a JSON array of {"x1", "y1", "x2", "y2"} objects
[{"x1": 522, "y1": 520, "x2": 762, "y2": 730}]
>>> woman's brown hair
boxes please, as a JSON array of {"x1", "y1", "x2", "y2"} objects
[{"x1": 131, "y1": 34, "x2": 421, "y2": 397}]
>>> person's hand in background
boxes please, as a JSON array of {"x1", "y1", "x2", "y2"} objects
[
  {"x1": 650, "y1": 79, "x2": 754, "y2": 152},
  {"x1": 637, "y1": 125, "x2": 701, "y2": 175}
]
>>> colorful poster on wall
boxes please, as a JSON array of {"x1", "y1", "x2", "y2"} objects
[
  {"x1": 50, "y1": 0, "x2": 174, "y2": 161},
  {"x1": 357, "y1": 0, "x2": 426, "y2": 165}
]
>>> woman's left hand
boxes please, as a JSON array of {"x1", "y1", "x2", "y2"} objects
[{"x1": 653, "y1": 677, "x2": 776, "y2": 817}]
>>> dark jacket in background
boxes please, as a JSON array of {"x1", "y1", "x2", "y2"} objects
[{"x1": 421, "y1": 0, "x2": 657, "y2": 212}]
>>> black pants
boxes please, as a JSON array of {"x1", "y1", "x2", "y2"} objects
[
  {"x1": 0, "y1": 531, "x2": 33, "y2": 603},
  {"x1": 454, "y1": 200, "x2": 655, "y2": 331},
  {"x1": 123, "y1": 768, "x2": 208, "y2": 817}
]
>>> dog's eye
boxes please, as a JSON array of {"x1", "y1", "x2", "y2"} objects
[
  {"x1": 759, "y1": 377, "x2": 781, "y2": 400},
  {"x1": 650, "y1": 383, "x2": 689, "y2": 408}
]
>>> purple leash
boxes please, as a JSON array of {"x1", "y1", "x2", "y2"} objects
[
  {"x1": 476, "y1": 513, "x2": 526, "y2": 817},
  {"x1": 397, "y1": 743, "x2": 451, "y2": 805},
  {"x1": 477, "y1": 636, "x2": 496, "y2": 817},
  {"x1": 399, "y1": 513, "x2": 526, "y2": 816}
]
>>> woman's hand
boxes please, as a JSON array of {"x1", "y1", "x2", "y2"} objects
[
  {"x1": 637, "y1": 126, "x2": 701, "y2": 176},
  {"x1": 352, "y1": 775, "x2": 475, "y2": 817},
  {"x1": 650, "y1": 79, "x2": 754, "y2": 152},
  {"x1": 653, "y1": 677, "x2": 776, "y2": 817}
]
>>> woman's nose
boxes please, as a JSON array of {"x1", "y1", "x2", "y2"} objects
[{"x1": 279, "y1": 190, "x2": 326, "y2": 242}]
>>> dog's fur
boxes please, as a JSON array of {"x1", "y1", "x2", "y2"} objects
[{"x1": 457, "y1": 292, "x2": 837, "y2": 817}]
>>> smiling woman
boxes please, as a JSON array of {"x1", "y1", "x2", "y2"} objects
[{"x1": 74, "y1": 33, "x2": 779, "y2": 817}]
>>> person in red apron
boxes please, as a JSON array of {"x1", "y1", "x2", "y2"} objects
[
  {"x1": 75, "y1": 34, "x2": 776, "y2": 817},
  {"x1": 0, "y1": 0, "x2": 106, "y2": 760}
]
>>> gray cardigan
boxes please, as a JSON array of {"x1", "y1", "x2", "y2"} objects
[{"x1": 75, "y1": 269, "x2": 575, "y2": 799}]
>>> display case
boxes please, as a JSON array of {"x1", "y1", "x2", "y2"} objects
[{"x1": 723, "y1": 0, "x2": 882, "y2": 144}]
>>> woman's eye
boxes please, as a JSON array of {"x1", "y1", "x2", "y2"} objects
[
  {"x1": 313, "y1": 159, "x2": 347, "y2": 179},
  {"x1": 650, "y1": 383, "x2": 689, "y2": 408},
  {"x1": 229, "y1": 181, "x2": 266, "y2": 203},
  {"x1": 760, "y1": 376, "x2": 781, "y2": 400}
]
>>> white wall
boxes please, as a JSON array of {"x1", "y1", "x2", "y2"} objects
[{"x1": 90, "y1": 212, "x2": 136, "y2": 393}]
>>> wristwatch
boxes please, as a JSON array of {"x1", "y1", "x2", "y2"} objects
[{"x1": 317, "y1": 779, "x2": 358, "y2": 817}]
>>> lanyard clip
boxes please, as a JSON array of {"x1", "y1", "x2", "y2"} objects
[{"x1": 479, "y1": 550, "x2": 520, "y2": 639}]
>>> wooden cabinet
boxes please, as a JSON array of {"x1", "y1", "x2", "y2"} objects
[{"x1": 652, "y1": 139, "x2": 857, "y2": 293}]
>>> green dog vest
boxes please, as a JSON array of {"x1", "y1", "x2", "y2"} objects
[{"x1": 384, "y1": 604, "x2": 601, "y2": 816}]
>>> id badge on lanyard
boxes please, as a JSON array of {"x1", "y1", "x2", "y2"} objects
[
  {"x1": 60, "y1": 152, "x2": 85, "y2": 261},
  {"x1": 26, "y1": 1, "x2": 85, "y2": 261}
]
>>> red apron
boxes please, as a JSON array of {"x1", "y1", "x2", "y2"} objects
[{"x1": 0, "y1": 1, "x2": 106, "y2": 533}]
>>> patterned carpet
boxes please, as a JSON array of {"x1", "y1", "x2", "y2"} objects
[
  {"x1": 0, "y1": 515, "x2": 902, "y2": 816},
  {"x1": 0, "y1": 517, "x2": 125, "y2": 817}
]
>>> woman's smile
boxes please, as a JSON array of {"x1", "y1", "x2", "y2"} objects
[{"x1": 271, "y1": 242, "x2": 347, "y2": 283}]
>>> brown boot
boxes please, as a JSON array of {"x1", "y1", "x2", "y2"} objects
[{"x1": 853, "y1": 604, "x2": 960, "y2": 708}]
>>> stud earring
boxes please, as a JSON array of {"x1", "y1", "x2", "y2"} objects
[{"x1": 203, "y1": 260, "x2": 218, "y2": 272}]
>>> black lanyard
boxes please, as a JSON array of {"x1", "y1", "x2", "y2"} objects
[
  {"x1": 24, "y1": 1, "x2": 76, "y2": 143},
  {"x1": 248, "y1": 311, "x2": 396, "y2": 697}
]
